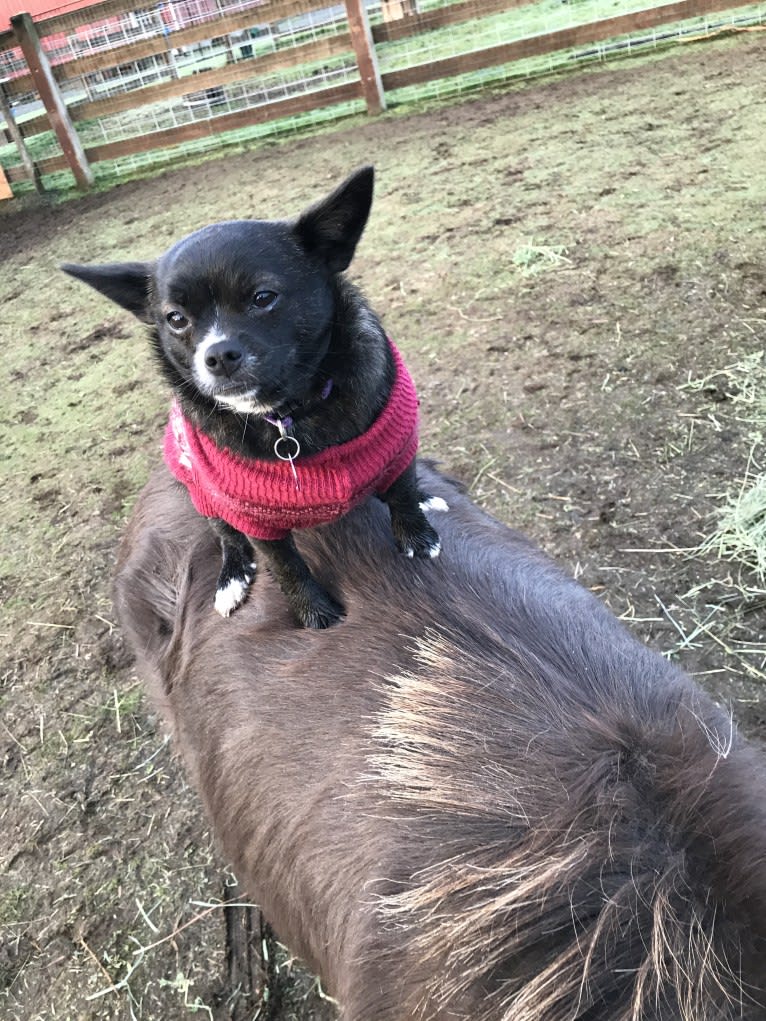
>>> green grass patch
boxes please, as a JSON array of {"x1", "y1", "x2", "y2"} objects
[{"x1": 512, "y1": 242, "x2": 571, "y2": 275}]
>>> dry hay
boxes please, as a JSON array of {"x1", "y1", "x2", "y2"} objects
[{"x1": 672, "y1": 352, "x2": 766, "y2": 681}]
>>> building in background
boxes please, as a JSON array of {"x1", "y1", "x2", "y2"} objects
[{"x1": 0, "y1": 0, "x2": 258, "y2": 85}]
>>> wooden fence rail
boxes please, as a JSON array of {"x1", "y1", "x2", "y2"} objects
[
  {"x1": 382, "y1": 0, "x2": 759, "y2": 89},
  {"x1": 0, "y1": 0, "x2": 762, "y2": 193}
]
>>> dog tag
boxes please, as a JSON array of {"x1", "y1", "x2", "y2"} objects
[{"x1": 273, "y1": 422, "x2": 301, "y2": 490}]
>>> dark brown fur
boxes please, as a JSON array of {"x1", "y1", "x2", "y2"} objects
[{"x1": 114, "y1": 463, "x2": 766, "y2": 1021}]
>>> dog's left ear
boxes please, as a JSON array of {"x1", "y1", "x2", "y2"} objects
[
  {"x1": 61, "y1": 261, "x2": 153, "y2": 322},
  {"x1": 294, "y1": 165, "x2": 374, "y2": 273}
]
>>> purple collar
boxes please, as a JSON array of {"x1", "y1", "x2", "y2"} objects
[{"x1": 264, "y1": 377, "x2": 333, "y2": 431}]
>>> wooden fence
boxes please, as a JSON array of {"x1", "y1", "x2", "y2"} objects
[{"x1": 0, "y1": 0, "x2": 763, "y2": 193}]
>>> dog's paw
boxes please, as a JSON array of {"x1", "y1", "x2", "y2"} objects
[
  {"x1": 419, "y1": 495, "x2": 449, "y2": 514},
  {"x1": 214, "y1": 562, "x2": 256, "y2": 618},
  {"x1": 295, "y1": 584, "x2": 346, "y2": 630},
  {"x1": 399, "y1": 521, "x2": 442, "y2": 560},
  {"x1": 426, "y1": 538, "x2": 442, "y2": 559}
]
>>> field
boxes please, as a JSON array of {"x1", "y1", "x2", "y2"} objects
[{"x1": 2, "y1": 30, "x2": 766, "y2": 1020}]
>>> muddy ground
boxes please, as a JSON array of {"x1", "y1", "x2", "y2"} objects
[{"x1": 2, "y1": 32, "x2": 766, "y2": 1020}]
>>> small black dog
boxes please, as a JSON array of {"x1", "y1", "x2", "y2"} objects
[{"x1": 63, "y1": 166, "x2": 446, "y2": 628}]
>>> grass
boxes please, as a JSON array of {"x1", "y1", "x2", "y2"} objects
[{"x1": 512, "y1": 242, "x2": 571, "y2": 275}]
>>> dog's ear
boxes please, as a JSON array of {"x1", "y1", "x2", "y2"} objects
[
  {"x1": 294, "y1": 165, "x2": 374, "y2": 273},
  {"x1": 61, "y1": 262, "x2": 153, "y2": 322}
]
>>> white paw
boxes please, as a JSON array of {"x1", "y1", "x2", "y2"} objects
[
  {"x1": 214, "y1": 570, "x2": 254, "y2": 618},
  {"x1": 428, "y1": 540, "x2": 441, "y2": 559},
  {"x1": 403, "y1": 546, "x2": 415, "y2": 558},
  {"x1": 420, "y1": 496, "x2": 449, "y2": 514}
]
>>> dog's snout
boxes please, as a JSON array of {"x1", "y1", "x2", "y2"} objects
[{"x1": 204, "y1": 339, "x2": 244, "y2": 378}]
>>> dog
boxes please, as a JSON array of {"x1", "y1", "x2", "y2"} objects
[{"x1": 63, "y1": 166, "x2": 447, "y2": 628}]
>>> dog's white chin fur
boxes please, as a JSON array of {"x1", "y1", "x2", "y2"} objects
[{"x1": 214, "y1": 391, "x2": 274, "y2": 415}]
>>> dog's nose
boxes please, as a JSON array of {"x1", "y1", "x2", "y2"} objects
[{"x1": 204, "y1": 340, "x2": 243, "y2": 378}]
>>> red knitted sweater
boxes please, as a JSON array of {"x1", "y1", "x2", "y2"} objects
[{"x1": 163, "y1": 341, "x2": 419, "y2": 540}]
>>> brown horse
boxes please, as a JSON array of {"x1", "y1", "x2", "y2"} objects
[{"x1": 114, "y1": 463, "x2": 766, "y2": 1020}]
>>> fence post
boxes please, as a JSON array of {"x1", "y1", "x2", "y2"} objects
[
  {"x1": 11, "y1": 11, "x2": 94, "y2": 189},
  {"x1": 0, "y1": 84, "x2": 43, "y2": 193},
  {"x1": 344, "y1": 0, "x2": 386, "y2": 114}
]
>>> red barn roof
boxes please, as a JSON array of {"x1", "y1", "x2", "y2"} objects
[{"x1": 1, "y1": 0, "x2": 110, "y2": 32}]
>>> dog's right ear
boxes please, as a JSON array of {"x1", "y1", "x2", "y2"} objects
[
  {"x1": 293, "y1": 165, "x2": 374, "y2": 273},
  {"x1": 61, "y1": 262, "x2": 153, "y2": 322}
]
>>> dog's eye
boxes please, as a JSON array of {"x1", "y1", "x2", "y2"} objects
[
  {"x1": 252, "y1": 291, "x2": 277, "y2": 310},
  {"x1": 166, "y1": 310, "x2": 189, "y2": 331}
]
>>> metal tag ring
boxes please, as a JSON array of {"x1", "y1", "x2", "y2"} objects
[{"x1": 274, "y1": 435, "x2": 301, "y2": 461}]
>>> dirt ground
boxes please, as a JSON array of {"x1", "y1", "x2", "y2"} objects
[{"x1": 2, "y1": 31, "x2": 766, "y2": 1020}]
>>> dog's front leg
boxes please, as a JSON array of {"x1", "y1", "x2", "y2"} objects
[
  {"x1": 253, "y1": 535, "x2": 345, "y2": 630},
  {"x1": 380, "y1": 460, "x2": 448, "y2": 559},
  {"x1": 209, "y1": 519, "x2": 258, "y2": 617}
]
